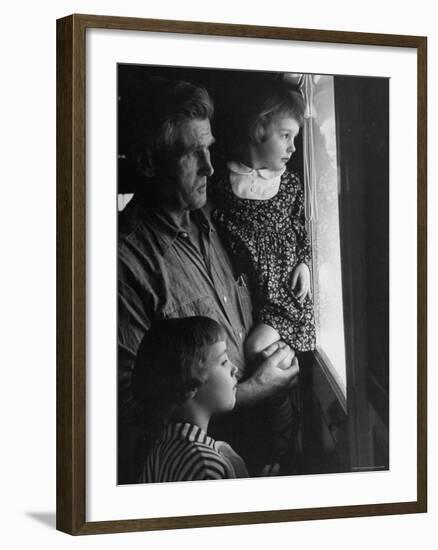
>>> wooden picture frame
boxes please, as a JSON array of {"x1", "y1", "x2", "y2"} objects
[{"x1": 56, "y1": 13, "x2": 427, "y2": 535}]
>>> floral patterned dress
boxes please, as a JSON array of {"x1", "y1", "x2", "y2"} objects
[{"x1": 210, "y1": 166, "x2": 316, "y2": 352}]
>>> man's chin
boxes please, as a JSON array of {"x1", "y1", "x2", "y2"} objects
[
  {"x1": 192, "y1": 192, "x2": 207, "y2": 210},
  {"x1": 189, "y1": 200, "x2": 207, "y2": 212}
]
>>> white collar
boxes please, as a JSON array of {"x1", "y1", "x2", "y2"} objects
[{"x1": 227, "y1": 161, "x2": 285, "y2": 200}]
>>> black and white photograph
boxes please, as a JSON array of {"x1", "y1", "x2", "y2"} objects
[
  {"x1": 117, "y1": 64, "x2": 390, "y2": 486},
  {"x1": 2, "y1": 0, "x2": 434, "y2": 545}
]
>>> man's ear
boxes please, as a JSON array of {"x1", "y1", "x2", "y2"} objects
[
  {"x1": 136, "y1": 149, "x2": 155, "y2": 178},
  {"x1": 185, "y1": 388, "x2": 198, "y2": 400}
]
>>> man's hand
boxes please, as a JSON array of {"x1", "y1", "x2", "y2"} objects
[
  {"x1": 260, "y1": 340, "x2": 295, "y2": 369},
  {"x1": 291, "y1": 262, "x2": 311, "y2": 302},
  {"x1": 256, "y1": 342, "x2": 300, "y2": 391},
  {"x1": 236, "y1": 341, "x2": 299, "y2": 406}
]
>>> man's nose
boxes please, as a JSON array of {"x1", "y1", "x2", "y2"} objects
[
  {"x1": 287, "y1": 143, "x2": 295, "y2": 154},
  {"x1": 199, "y1": 149, "x2": 214, "y2": 177}
]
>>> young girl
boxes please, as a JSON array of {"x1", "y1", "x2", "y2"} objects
[
  {"x1": 132, "y1": 316, "x2": 249, "y2": 482},
  {"x1": 210, "y1": 81, "x2": 316, "y2": 466}
]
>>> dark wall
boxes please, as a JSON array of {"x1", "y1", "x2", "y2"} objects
[{"x1": 335, "y1": 75, "x2": 389, "y2": 467}]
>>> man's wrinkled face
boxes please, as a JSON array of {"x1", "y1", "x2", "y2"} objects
[{"x1": 161, "y1": 118, "x2": 215, "y2": 212}]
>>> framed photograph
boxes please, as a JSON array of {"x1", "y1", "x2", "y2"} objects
[{"x1": 56, "y1": 14, "x2": 427, "y2": 535}]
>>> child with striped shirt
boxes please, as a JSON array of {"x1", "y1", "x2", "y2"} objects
[{"x1": 132, "y1": 316, "x2": 249, "y2": 482}]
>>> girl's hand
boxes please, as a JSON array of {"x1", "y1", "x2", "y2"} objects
[
  {"x1": 259, "y1": 463, "x2": 281, "y2": 477},
  {"x1": 291, "y1": 262, "x2": 311, "y2": 302}
]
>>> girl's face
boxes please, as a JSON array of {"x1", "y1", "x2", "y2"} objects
[
  {"x1": 250, "y1": 116, "x2": 300, "y2": 171},
  {"x1": 194, "y1": 340, "x2": 238, "y2": 414}
]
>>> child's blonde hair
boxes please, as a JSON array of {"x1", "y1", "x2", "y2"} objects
[
  {"x1": 229, "y1": 80, "x2": 305, "y2": 156},
  {"x1": 132, "y1": 316, "x2": 226, "y2": 437}
]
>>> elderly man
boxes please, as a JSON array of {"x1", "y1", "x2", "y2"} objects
[{"x1": 118, "y1": 77, "x2": 299, "y2": 483}]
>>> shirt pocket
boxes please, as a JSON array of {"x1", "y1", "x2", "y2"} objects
[{"x1": 235, "y1": 274, "x2": 253, "y2": 331}]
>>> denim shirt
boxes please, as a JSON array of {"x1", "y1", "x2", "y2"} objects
[{"x1": 118, "y1": 196, "x2": 253, "y2": 420}]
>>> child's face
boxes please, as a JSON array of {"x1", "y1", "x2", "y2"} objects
[
  {"x1": 195, "y1": 340, "x2": 238, "y2": 414},
  {"x1": 251, "y1": 116, "x2": 300, "y2": 171}
]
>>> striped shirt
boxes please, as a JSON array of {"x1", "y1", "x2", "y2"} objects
[{"x1": 139, "y1": 422, "x2": 246, "y2": 483}]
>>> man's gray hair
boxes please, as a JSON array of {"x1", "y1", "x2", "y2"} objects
[{"x1": 128, "y1": 77, "x2": 214, "y2": 175}]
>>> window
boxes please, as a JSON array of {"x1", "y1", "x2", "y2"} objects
[{"x1": 301, "y1": 75, "x2": 347, "y2": 399}]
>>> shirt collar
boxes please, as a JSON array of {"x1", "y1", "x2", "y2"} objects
[
  {"x1": 227, "y1": 161, "x2": 285, "y2": 200},
  {"x1": 161, "y1": 422, "x2": 216, "y2": 449},
  {"x1": 227, "y1": 160, "x2": 286, "y2": 180},
  {"x1": 132, "y1": 199, "x2": 215, "y2": 257}
]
